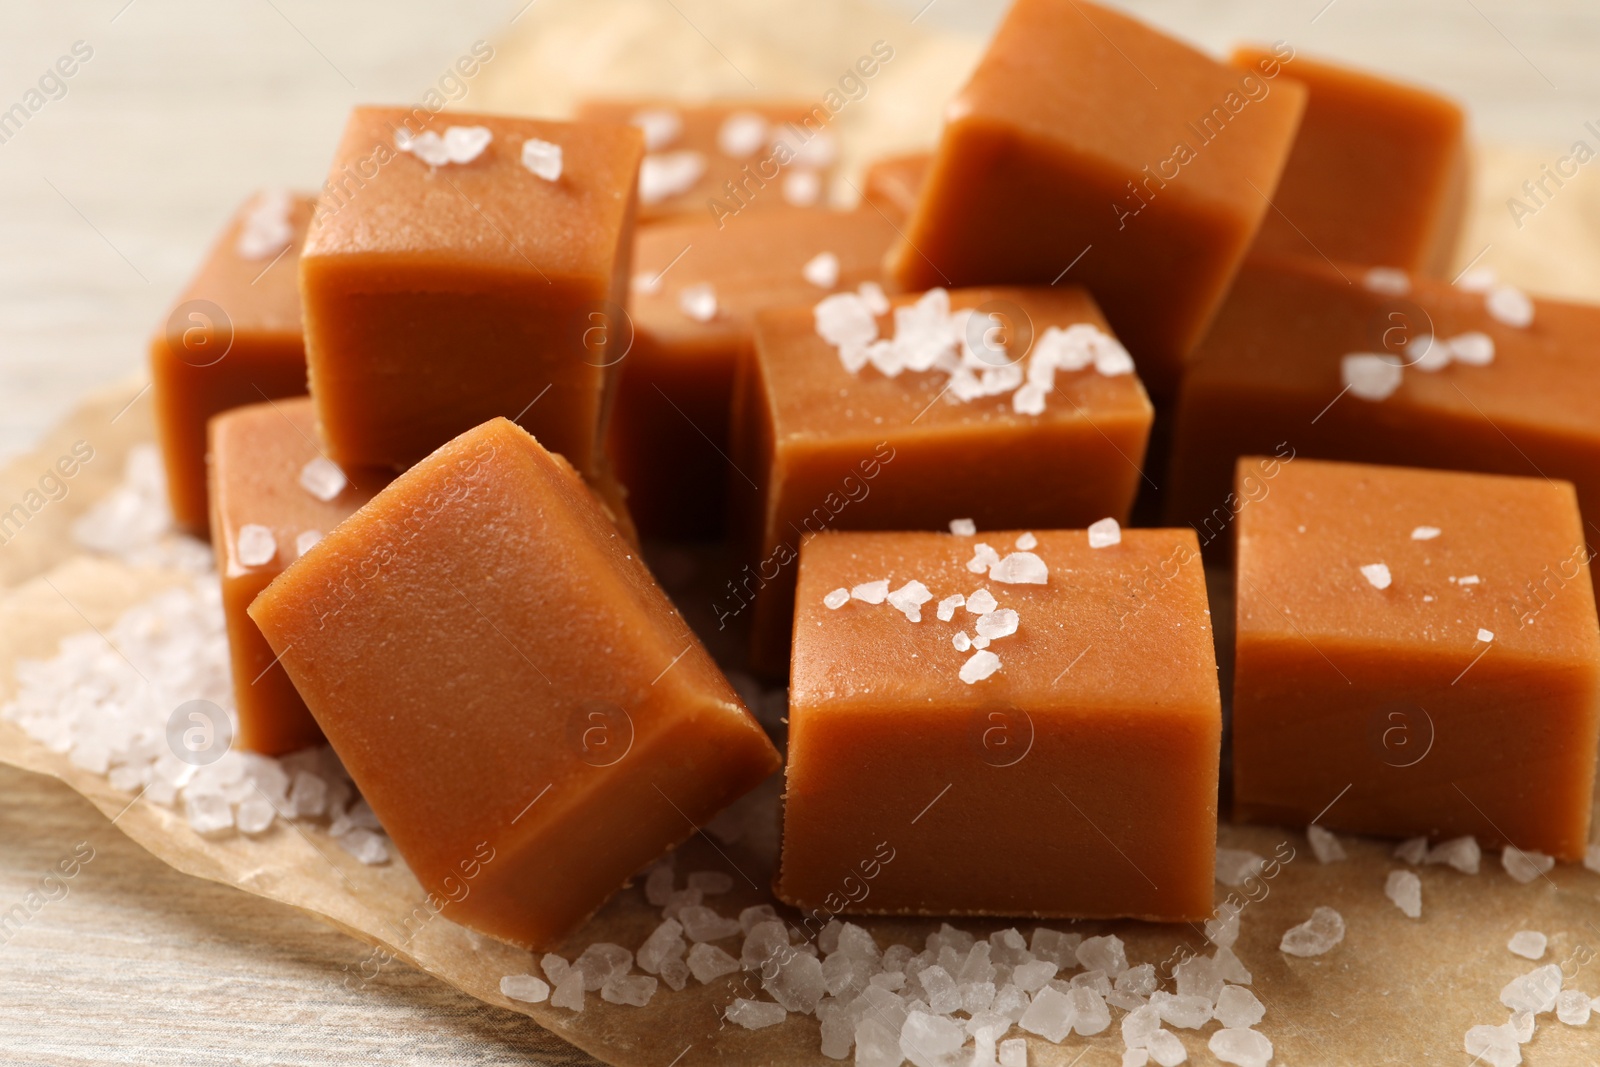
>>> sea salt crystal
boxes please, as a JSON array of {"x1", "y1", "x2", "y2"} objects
[
  {"x1": 602, "y1": 974, "x2": 657, "y2": 1006},
  {"x1": 855, "y1": 1018, "x2": 902, "y2": 1067},
  {"x1": 1071, "y1": 986, "x2": 1111, "y2": 1035},
  {"x1": 998, "y1": 1038, "x2": 1028, "y2": 1067},
  {"x1": 1010, "y1": 959, "x2": 1057, "y2": 993},
  {"x1": 1585, "y1": 843, "x2": 1600, "y2": 873},
  {"x1": 887, "y1": 580, "x2": 934, "y2": 622},
  {"x1": 288, "y1": 770, "x2": 329, "y2": 818},
  {"x1": 717, "y1": 111, "x2": 769, "y2": 158},
  {"x1": 234, "y1": 791, "x2": 276, "y2": 834},
  {"x1": 550, "y1": 969, "x2": 585, "y2": 1011},
  {"x1": 949, "y1": 518, "x2": 976, "y2": 536},
  {"x1": 1342, "y1": 353, "x2": 1403, "y2": 401},
  {"x1": 520, "y1": 137, "x2": 563, "y2": 181},
  {"x1": 443, "y1": 125, "x2": 492, "y2": 163},
  {"x1": 953, "y1": 632, "x2": 972, "y2": 652},
  {"x1": 739, "y1": 904, "x2": 778, "y2": 935},
  {"x1": 783, "y1": 168, "x2": 822, "y2": 206},
  {"x1": 1459, "y1": 575, "x2": 1481, "y2": 586},
  {"x1": 1501, "y1": 964, "x2": 1562, "y2": 1013},
  {"x1": 902, "y1": 1009, "x2": 966, "y2": 1066},
  {"x1": 1425, "y1": 835, "x2": 1481, "y2": 874},
  {"x1": 967, "y1": 543, "x2": 1001, "y2": 574},
  {"x1": 1151, "y1": 991, "x2": 1211, "y2": 1029},
  {"x1": 852, "y1": 579, "x2": 889, "y2": 605},
  {"x1": 1478, "y1": 627, "x2": 1495, "y2": 642},
  {"x1": 1122, "y1": 1052, "x2": 1149, "y2": 1067},
  {"x1": 936, "y1": 594, "x2": 964, "y2": 621},
  {"x1": 236, "y1": 189, "x2": 294, "y2": 259},
  {"x1": 1214, "y1": 848, "x2": 1265, "y2": 886},
  {"x1": 1087, "y1": 517, "x2": 1121, "y2": 549},
  {"x1": 1361, "y1": 562, "x2": 1392, "y2": 590},
  {"x1": 1486, "y1": 285, "x2": 1534, "y2": 328},
  {"x1": 1307, "y1": 824, "x2": 1346, "y2": 863},
  {"x1": 639, "y1": 150, "x2": 707, "y2": 204},
  {"x1": 1449, "y1": 331, "x2": 1495, "y2": 366},
  {"x1": 1508, "y1": 930, "x2": 1547, "y2": 960},
  {"x1": 1363, "y1": 266, "x2": 1410, "y2": 296},
  {"x1": 1394, "y1": 836, "x2": 1429, "y2": 864},
  {"x1": 644, "y1": 861, "x2": 675, "y2": 906},
  {"x1": 803, "y1": 251, "x2": 840, "y2": 289},
  {"x1": 1280, "y1": 906, "x2": 1345, "y2": 957},
  {"x1": 1385, "y1": 869, "x2": 1422, "y2": 918},
  {"x1": 991, "y1": 552, "x2": 1048, "y2": 585},
  {"x1": 975, "y1": 609, "x2": 1019, "y2": 641},
  {"x1": 1213, "y1": 986, "x2": 1265, "y2": 1029},
  {"x1": 1209, "y1": 1028, "x2": 1272, "y2": 1067},
  {"x1": 185, "y1": 791, "x2": 233, "y2": 836},
  {"x1": 1018, "y1": 985, "x2": 1076, "y2": 1043},
  {"x1": 501, "y1": 974, "x2": 551, "y2": 1003},
  {"x1": 815, "y1": 291, "x2": 879, "y2": 365},
  {"x1": 629, "y1": 107, "x2": 681, "y2": 150},
  {"x1": 727, "y1": 997, "x2": 785, "y2": 1029},
  {"x1": 1143, "y1": 1029, "x2": 1187, "y2": 1067},
  {"x1": 637, "y1": 918, "x2": 685, "y2": 974},
  {"x1": 1409, "y1": 332, "x2": 1450, "y2": 372},
  {"x1": 679, "y1": 283, "x2": 718, "y2": 322},
  {"x1": 1555, "y1": 989, "x2": 1592, "y2": 1025},
  {"x1": 824, "y1": 587, "x2": 850, "y2": 610},
  {"x1": 541, "y1": 953, "x2": 571, "y2": 986},
  {"x1": 1412, "y1": 525, "x2": 1442, "y2": 541},
  {"x1": 1464, "y1": 1023, "x2": 1520, "y2": 1067},
  {"x1": 1077, "y1": 935, "x2": 1127, "y2": 976},
  {"x1": 295, "y1": 529, "x2": 322, "y2": 557},
  {"x1": 1012, "y1": 382, "x2": 1047, "y2": 415},
  {"x1": 337, "y1": 827, "x2": 389, "y2": 864},
  {"x1": 237, "y1": 524, "x2": 277, "y2": 567},
  {"x1": 574, "y1": 943, "x2": 633, "y2": 990},
  {"x1": 687, "y1": 942, "x2": 740, "y2": 983},
  {"x1": 960, "y1": 650, "x2": 1000, "y2": 684},
  {"x1": 680, "y1": 905, "x2": 742, "y2": 943},
  {"x1": 1502, "y1": 846, "x2": 1554, "y2": 884}
]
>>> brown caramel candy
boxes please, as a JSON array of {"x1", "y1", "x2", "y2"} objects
[
  {"x1": 779, "y1": 529, "x2": 1220, "y2": 921},
  {"x1": 1232, "y1": 46, "x2": 1468, "y2": 277},
  {"x1": 1166, "y1": 256, "x2": 1600, "y2": 559},
  {"x1": 887, "y1": 0, "x2": 1306, "y2": 396},
  {"x1": 248, "y1": 417, "x2": 780, "y2": 948},
  {"x1": 1233, "y1": 458, "x2": 1600, "y2": 861},
  {"x1": 300, "y1": 106, "x2": 642, "y2": 476},
  {"x1": 608, "y1": 207, "x2": 896, "y2": 537},
  {"x1": 150, "y1": 190, "x2": 314, "y2": 535},
  {"x1": 730, "y1": 285, "x2": 1153, "y2": 674},
  {"x1": 208, "y1": 398, "x2": 387, "y2": 755},
  {"x1": 575, "y1": 99, "x2": 839, "y2": 224}
]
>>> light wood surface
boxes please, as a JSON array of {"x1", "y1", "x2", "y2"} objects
[{"x1": 4, "y1": 2, "x2": 1600, "y2": 1065}]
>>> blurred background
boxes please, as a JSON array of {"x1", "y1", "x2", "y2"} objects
[{"x1": 2, "y1": 1, "x2": 1599, "y2": 1062}]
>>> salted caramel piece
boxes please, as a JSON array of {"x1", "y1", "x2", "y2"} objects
[
  {"x1": 861, "y1": 151, "x2": 931, "y2": 224},
  {"x1": 1232, "y1": 46, "x2": 1468, "y2": 277},
  {"x1": 886, "y1": 0, "x2": 1306, "y2": 396},
  {"x1": 1166, "y1": 256, "x2": 1600, "y2": 556},
  {"x1": 575, "y1": 99, "x2": 837, "y2": 223},
  {"x1": 208, "y1": 398, "x2": 387, "y2": 755},
  {"x1": 300, "y1": 106, "x2": 642, "y2": 476},
  {"x1": 248, "y1": 417, "x2": 780, "y2": 948},
  {"x1": 778, "y1": 528, "x2": 1220, "y2": 920},
  {"x1": 731, "y1": 285, "x2": 1152, "y2": 674},
  {"x1": 608, "y1": 207, "x2": 896, "y2": 537},
  {"x1": 1232, "y1": 458, "x2": 1600, "y2": 860},
  {"x1": 150, "y1": 190, "x2": 314, "y2": 535}
]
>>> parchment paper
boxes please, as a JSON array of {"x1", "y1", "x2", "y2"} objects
[{"x1": 6, "y1": 2, "x2": 1600, "y2": 1062}]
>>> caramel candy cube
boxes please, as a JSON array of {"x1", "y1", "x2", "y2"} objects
[
  {"x1": 248, "y1": 417, "x2": 780, "y2": 948},
  {"x1": 861, "y1": 151, "x2": 931, "y2": 224},
  {"x1": 1232, "y1": 458, "x2": 1600, "y2": 860},
  {"x1": 300, "y1": 107, "x2": 643, "y2": 476},
  {"x1": 887, "y1": 0, "x2": 1306, "y2": 395},
  {"x1": 151, "y1": 190, "x2": 315, "y2": 535},
  {"x1": 1166, "y1": 257, "x2": 1600, "y2": 556},
  {"x1": 732, "y1": 285, "x2": 1153, "y2": 673},
  {"x1": 778, "y1": 529, "x2": 1220, "y2": 921},
  {"x1": 1232, "y1": 46, "x2": 1468, "y2": 277},
  {"x1": 575, "y1": 99, "x2": 839, "y2": 223},
  {"x1": 208, "y1": 398, "x2": 387, "y2": 755},
  {"x1": 608, "y1": 207, "x2": 896, "y2": 537}
]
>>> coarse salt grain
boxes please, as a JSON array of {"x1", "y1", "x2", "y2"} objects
[
  {"x1": 1412, "y1": 525, "x2": 1441, "y2": 540},
  {"x1": 1478, "y1": 628, "x2": 1494, "y2": 642},
  {"x1": 1425, "y1": 835, "x2": 1481, "y2": 874},
  {"x1": 1307, "y1": 824, "x2": 1346, "y2": 863},
  {"x1": 1394, "y1": 836, "x2": 1429, "y2": 864},
  {"x1": 960, "y1": 650, "x2": 1000, "y2": 684},
  {"x1": 1087, "y1": 517, "x2": 1121, "y2": 549},
  {"x1": 1409, "y1": 333, "x2": 1451, "y2": 372},
  {"x1": 1280, "y1": 906, "x2": 1345, "y2": 957},
  {"x1": 1485, "y1": 284, "x2": 1534, "y2": 328},
  {"x1": 1015, "y1": 532, "x2": 1037, "y2": 550},
  {"x1": 639, "y1": 150, "x2": 707, "y2": 204},
  {"x1": 949, "y1": 518, "x2": 976, "y2": 536},
  {"x1": 802, "y1": 251, "x2": 840, "y2": 289},
  {"x1": 1555, "y1": 989, "x2": 1592, "y2": 1025},
  {"x1": 851, "y1": 580, "x2": 889, "y2": 605},
  {"x1": 953, "y1": 631, "x2": 972, "y2": 652},
  {"x1": 237, "y1": 524, "x2": 277, "y2": 567},
  {"x1": 886, "y1": 580, "x2": 933, "y2": 622},
  {"x1": 967, "y1": 543, "x2": 1001, "y2": 575},
  {"x1": 1449, "y1": 331, "x2": 1495, "y2": 366},
  {"x1": 501, "y1": 974, "x2": 551, "y2": 1003},
  {"x1": 936, "y1": 594, "x2": 964, "y2": 621},
  {"x1": 1363, "y1": 266, "x2": 1410, "y2": 296},
  {"x1": 687, "y1": 942, "x2": 739, "y2": 983},
  {"x1": 1361, "y1": 562, "x2": 1392, "y2": 590},
  {"x1": 521, "y1": 137, "x2": 563, "y2": 181},
  {"x1": 717, "y1": 111, "x2": 768, "y2": 158},
  {"x1": 298, "y1": 457, "x2": 347, "y2": 501},
  {"x1": 823, "y1": 588, "x2": 850, "y2": 610},
  {"x1": 1464, "y1": 1023, "x2": 1520, "y2": 1067},
  {"x1": 966, "y1": 589, "x2": 998, "y2": 616},
  {"x1": 1458, "y1": 574, "x2": 1480, "y2": 586},
  {"x1": 1502, "y1": 846, "x2": 1554, "y2": 884},
  {"x1": 990, "y1": 552, "x2": 1048, "y2": 585},
  {"x1": 1214, "y1": 848, "x2": 1265, "y2": 886},
  {"x1": 1210, "y1": 1028, "x2": 1273, "y2": 1067},
  {"x1": 236, "y1": 189, "x2": 294, "y2": 259},
  {"x1": 783, "y1": 168, "x2": 822, "y2": 206},
  {"x1": 295, "y1": 529, "x2": 322, "y2": 557},
  {"x1": 679, "y1": 283, "x2": 718, "y2": 322},
  {"x1": 1508, "y1": 930, "x2": 1547, "y2": 960},
  {"x1": 1342, "y1": 353, "x2": 1403, "y2": 401},
  {"x1": 976, "y1": 609, "x2": 1019, "y2": 641},
  {"x1": 1385, "y1": 869, "x2": 1422, "y2": 918},
  {"x1": 630, "y1": 108, "x2": 681, "y2": 151}
]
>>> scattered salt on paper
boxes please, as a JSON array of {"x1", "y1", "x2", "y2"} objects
[
  {"x1": 1384, "y1": 869, "x2": 1422, "y2": 918},
  {"x1": 1424, "y1": 835, "x2": 1481, "y2": 874},
  {"x1": 1501, "y1": 846, "x2": 1554, "y2": 884},
  {"x1": 1214, "y1": 848, "x2": 1265, "y2": 887},
  {"x1": 1307, "y1": 824, "x2": 1346, "y2": 863},
  {"x1": 1279, "y1": 906, "x2": 1345, "y2": 957},
  {"x1": 1507, "y1": 930, "x2": 1547, "y2": 960},
  {"x1": 1394, "y1": 836, "x2": 1429, "y2": 864},
  {"x1": 500, "y1": 974, "x2": 551, "y2": 1003}
]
